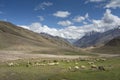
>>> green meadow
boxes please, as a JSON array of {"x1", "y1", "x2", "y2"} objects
[{"x1": 0, "y1": 57, "x2": 120, "y2": 80}]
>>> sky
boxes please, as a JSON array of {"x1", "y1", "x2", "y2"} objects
[{"x1": 0, "y1": 0, "x2": 120, "y2": 39}]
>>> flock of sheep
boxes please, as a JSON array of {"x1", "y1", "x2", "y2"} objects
[{"x1": 7, "y1": 57, "x2": 107, "y2": 71}]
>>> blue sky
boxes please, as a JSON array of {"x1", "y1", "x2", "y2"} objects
[{"x1": 0, "y1": 0, "x2": 120, "y2": 39}]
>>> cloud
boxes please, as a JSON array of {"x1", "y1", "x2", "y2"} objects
[
  {"x1": 57, "y1": 20, "x2": 73, "y2": 26},
  {"x1": 34, "y1": 2, "x2": 53, "y2": 11},
  {"x1": 53, "y1": 11, "x2": 71, "y2": 18},
  {"x1": 83, "y1": 22, "x2": 88, "y2": 25},
  {"x1": 85, "y1": 0, "x2": 104, "y2": 3},
  {"x1": 18, "y1": 25, "x2": 30, "y2": 30},
  {"x1": 20, "y1": 9, "x2": 120, "y2": 39},
  {"x1": 88, "y1": 0, "x2": 104, "y2": 2},
  {"x1": 105, "y1": 0, "x2": 120, "y2": 9},
  {"x1": 73, "y1": 13, "x2": 89, "y2": 22},
  {"x1": 73, "y1": 16, "x2": 85, "y2": 22},
  {"x1": 87, "y1": 0, "x2": 120, "y2": 9},
  {"x1": 38, "y1": 16, "x2": 44, "y2": 21},
  {"x1": 92, "y1": 9, "x2": 120, "y2": 31},
  {"x1": 85, "y1": 13, "x2": 89, "y2": 18}
]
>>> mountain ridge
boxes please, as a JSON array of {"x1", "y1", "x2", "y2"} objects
[
  {"x1": 91, "y1": 36, "x2": 120, "y2": 54},
  {"x1": 73, "y1": 26, "x2": 120, "y2": 48},
  {"x1": 0, "y1": 21, "x2": 76, "y2": 54}
]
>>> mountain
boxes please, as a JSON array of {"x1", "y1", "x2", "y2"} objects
[
  {"x1": 40, "y1": 32, "x2": 72, "y2": 47},
  {"x1": 67, "y1": 39, "x2": 78, "y2": 44},
  {"x1": 74, "y1": 31, "x2": 101, "y2": 47},
  {"x1": 74, "y1": 26, "x2": 120, "y2": 48},
  {"x1": 91, "y1": 36, "x2": 120, "y2": 54},
  {"x1": 0, "y1": 21, "x2": 78, "y2": 54},
  {"x1": 105, "y1": 36, "x2": 120, "y2": 46}
]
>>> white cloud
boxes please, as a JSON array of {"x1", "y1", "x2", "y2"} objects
[
  {"x1": 105, "y1": 0, "x2": 120, "y2": 9},
  {"x1": 85, "y1": 0, "x2": 104, "y2": 3},
  {"x1": 83, "y1": 22, "x2": 88, "y2": 25},
  {"x1": 73, "y1": 16, "x2": 85, "y2": 22},
  {"x1": 73, "y1": 13, "x2": 89, "y2": 22},
  {"x1": 85, "y1": 13, "x2": 89, "y2": 18},
  {"x1": 87, "y1": 0, "x2": 120, "y2": 9},
  {"x1": 88, "y1": 0, "x2": 104, "y2": 2},
  {"x1": 57, "y1": 20, "x2": 73, "y2": 26},
  {"x1": 53, "y1": 11, "x2": 71, "y2": 18},
  {"x1": 38, "y1": 16, "x2": 44, "y2": 21},
  {"x1": 34, "y1": 2, "x2": 53, "y2": 11},
  {"x1": 19, "y1": 9, "x2": 120, "y2": 39},
  {"x1": 92, "y1": 9, "x2": 120, "y2": 31},
  {"x1": 18, "y1": 25, "x2": 30, "y2": 30}
]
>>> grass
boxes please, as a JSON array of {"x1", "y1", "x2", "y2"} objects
[{"x1": 0, "y1": 57, "x2": 120, "y2": 80}]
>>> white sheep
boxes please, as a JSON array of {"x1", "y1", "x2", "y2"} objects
[
  {"x1": 8, "y1": 62, "x2": 14, "y2": 67},
  {"x1": 101, "y1": 58, "x2": 106, "y2": 61},
  {"x1": 88, "y1": 62, "x2": 94, "y2": 65},
  {"x1": 74, "y1": 66, "x2": 79, "y2": 70},
  {"x1": 31, "y1": 62, "x2": 45, "y2": 66},
  {"x1": 80, "y1": 65, "x2": 86, "y2": 69},
  {"x1": 38, "y1": 63, "x2": 46, "y2": 66},
  {"x1": 91, "y1": 64, "x2": 97, "y2": 69},
  {"x1": 48, "y1": 62, "x2": 59, "y2": 65},
  {"x1": 68, "y1": 66, "x2": 72, "y2": 70}
]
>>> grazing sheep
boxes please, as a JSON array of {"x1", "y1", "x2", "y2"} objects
[
  {"x1": 35, "y1": 63, "x2": 41, "y2": 66},
  {"x1": 80, "y1": 65, "x2": 86, "y2": 69},
  {"x1": 74, "y1": 66, "x2": 79, "y2": 70},
  {"x1": 27, "y1": 61, "x2": 32, "y2": 65},
  {"x1": 96, "y1": 58, "x2": 100, "y2": 61},
  {"x1": 48, "y1": 63, "x2": 55, "y2": 66},
  {"x1": 55, "y1": 62, "x2": 59, "y2": 65},
  {"x1": 91, "y1": 64, "x2": 97, "y2": 69},
  {"x1": 100, "y1": 58, "x2": 106, "y2": 61},
  {"x1": 26, "y1": 61, "x2": 32, "y2": 67},
  {"x1": 68, "y1": 66, "x2": 72, "y2": 70},
  {"x1": 8, "y1": 62, "x2": 14, "y2": 67},
  {"x1": 88, "y1": 62, "x2": 94, "y2": 65},
  {"x1": 39, "y1": 63, "x2": 46, "y2": 66},
  {"x1": 48, "y1": 62, "x2": 59, "y2": 66},
  {"x1": 98, "y1": 66, "x2": 105, "y2": 71}
]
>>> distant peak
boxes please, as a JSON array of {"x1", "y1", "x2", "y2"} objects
[{"x1": 85, "y1": 31, "x2": 100, "y2": 36}]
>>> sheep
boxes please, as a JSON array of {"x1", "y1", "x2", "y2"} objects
[
  {"x1": 47, "y1": 62, "x2": 59, "y2": 66},
  {"x1": 100, "y1": 58, "x2": 106, "y2": 61},
  {"x1": 80, "y1": 65, "x2": 86, "y2": 69},
  {"x1": 34, "y1": 63, "x2": 41, "y2": 66},
  {"x1": 96, "y1": 58, "x2": 100, "y2": 61},
  {"x1": 39, "y1": 63, "x2": 46, "y2": 66},
  {"x1": 27, "y1": 61, "x2": 32, "y2": 65},
  {"x1": 48, "y1": 63, "x2": 55, "y2": 66},
  {"x1": 55, "y1": 62, "x2": 59, "y2": 65},
  {"x1": 74, "y1": 66, "x2": 79, "y2": 70},
  {"x1": 91, "y1": 64, "x2": 97, "y2": 69},
  {"x1": 8, "y1": 62, "x2": 14, "y2": 67},
  {"x1": 68, "y1": 66, "x2": 72, "y2": 70},
  {"x1": 88, "y1": 62, "x2": 94, "y2": 65},
  {"x1": 98, "y1": 66, "x2": 105, "y2": 71}
]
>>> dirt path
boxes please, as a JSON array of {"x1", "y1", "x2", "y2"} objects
[{"x1": 0, "y1": 51, "x2": 119, "y2": 62}]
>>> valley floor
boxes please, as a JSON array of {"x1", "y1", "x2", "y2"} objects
[
  {"x1": 0, "y1": 50, "x2": 119, "y2": 62},
  {"x1": 0, "y1": 50, "x2": 120, "y2": 80}
]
